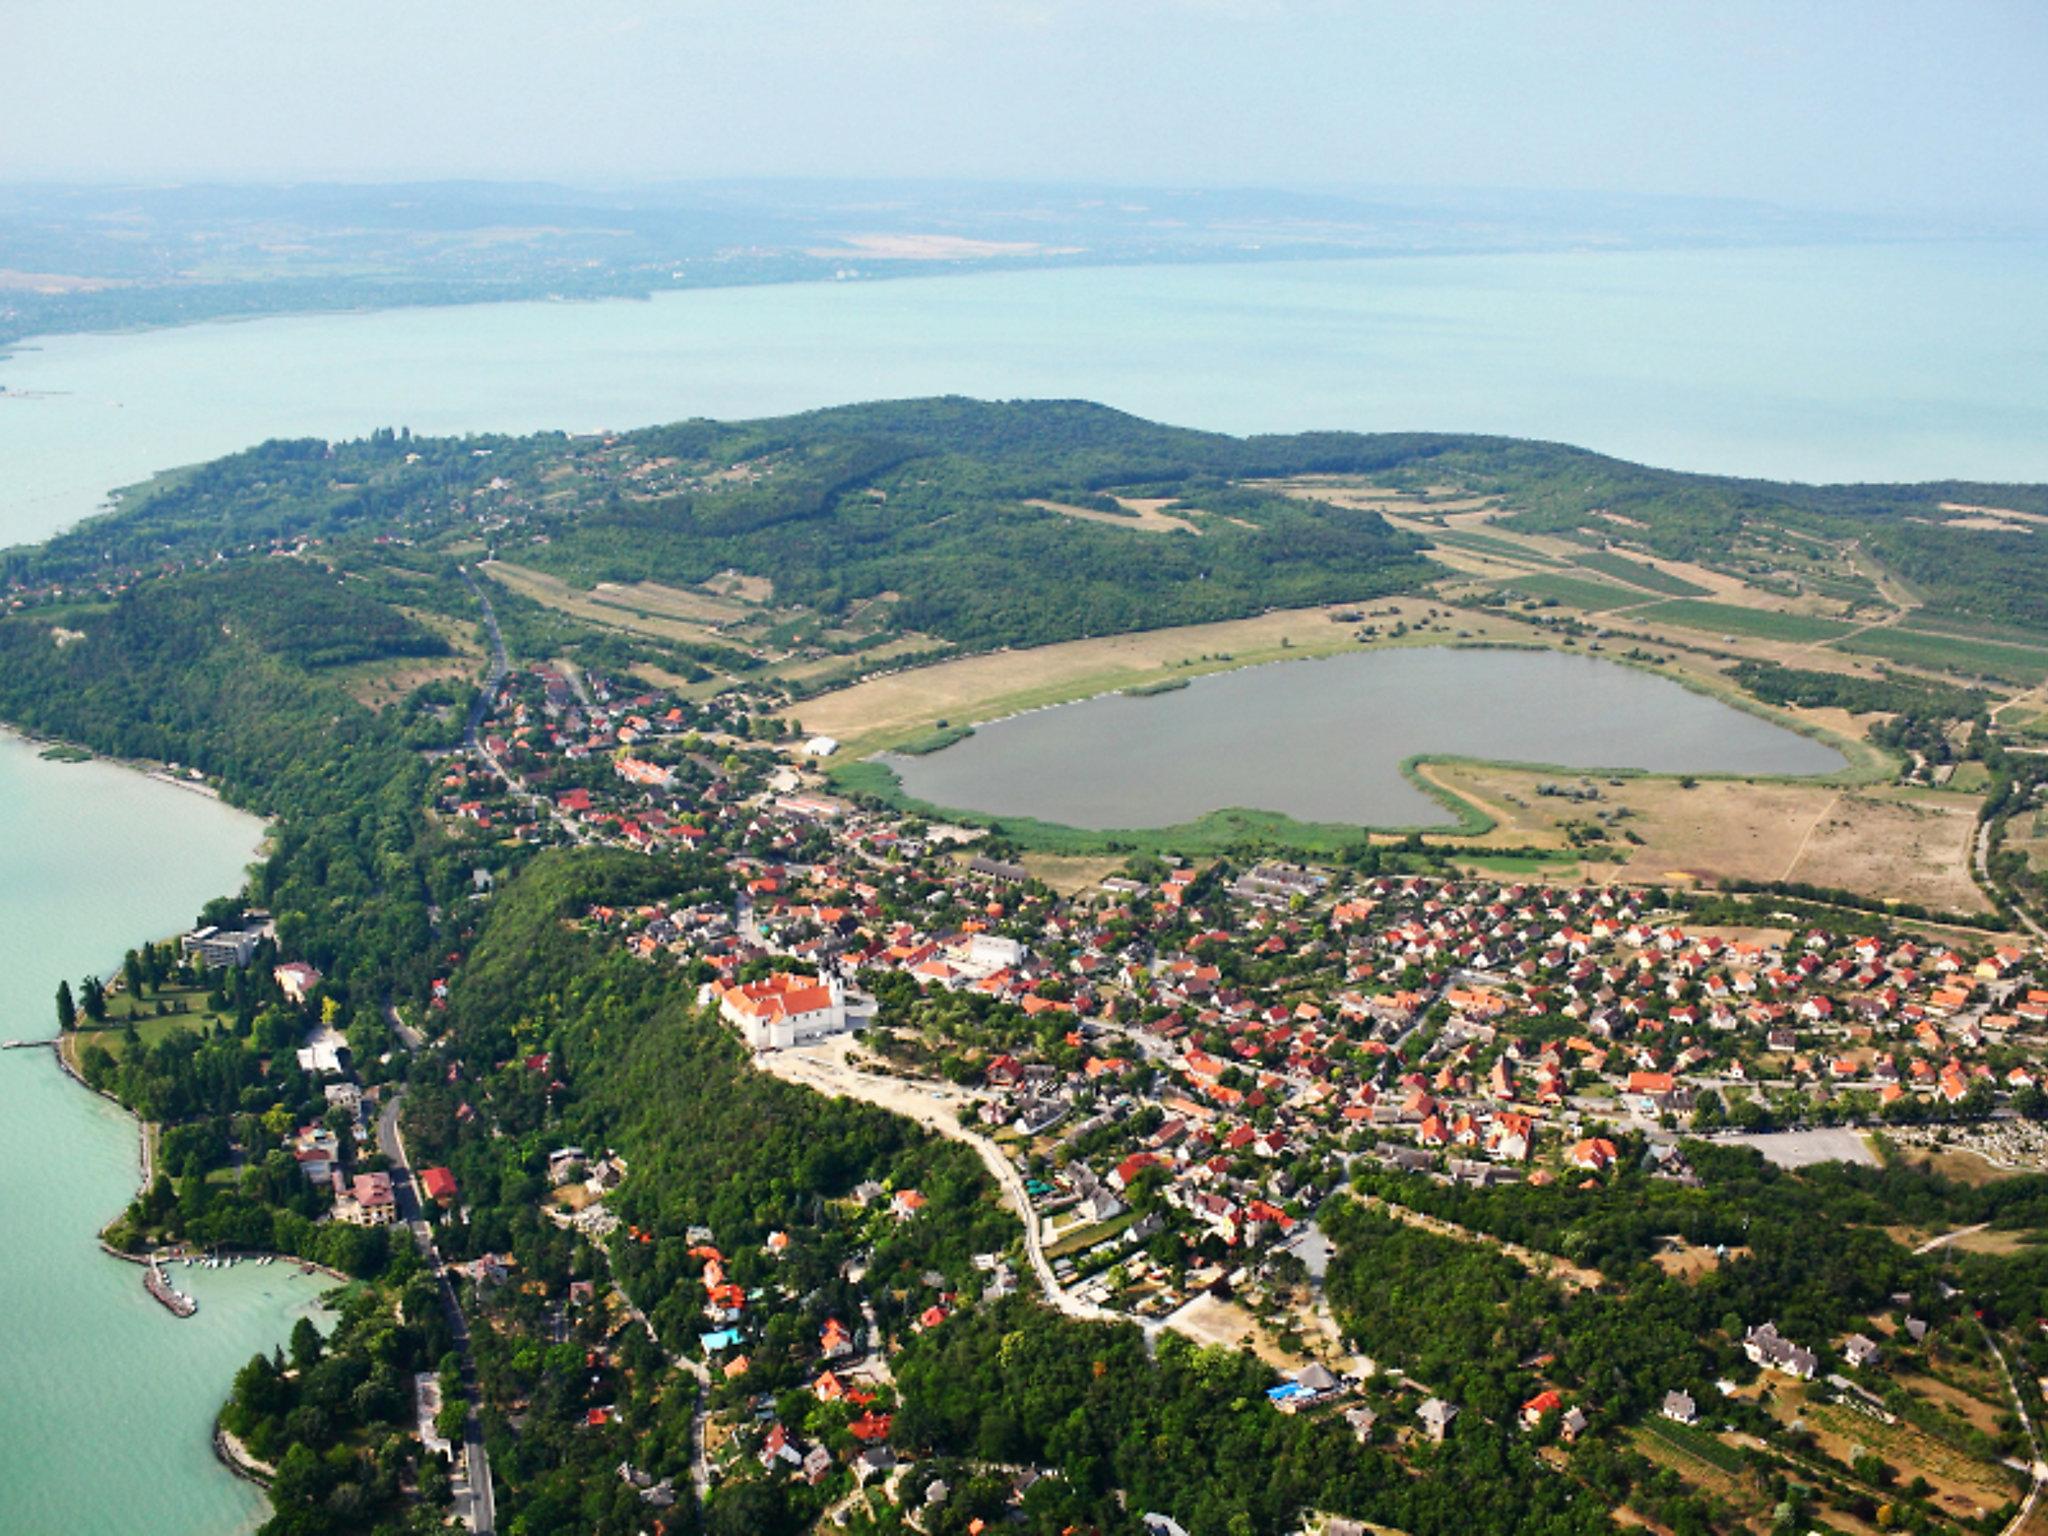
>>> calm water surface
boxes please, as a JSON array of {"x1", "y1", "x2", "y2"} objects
[
  {"x1": 4, "y1": 240, "x2": 2047, "y2": 544},
  {"x1": 881, "y1": 648, "x2": 1846, "y2": 829},
  {"x1": 0, "y1": 733, "x2": 328, "y2": 1536}
]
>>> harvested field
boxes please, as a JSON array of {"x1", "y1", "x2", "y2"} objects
[
  {"x1": 1025, "y1": 497, "x2": 1201, "y2": 535},
  {"x1": 481, "y1": 560, "x2": 727, "y2": 646},
  {"x1": 589, "y1": 579, "x2": 752, "y2": 624}
]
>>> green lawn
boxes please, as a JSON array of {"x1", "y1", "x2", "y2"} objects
[
  {"x1": 1491, "y1": 573, "x2": 1656, "y2": 613},
  {"x1": 1637, "y1": 600, "x2": 1854, "y2": 643},
  {"x1": 1833, "y1": 627, "x2": 2048, "y2": 686},
  {"x1": 1572, "y1": 550, "x2": 1711, "y2": 597}
]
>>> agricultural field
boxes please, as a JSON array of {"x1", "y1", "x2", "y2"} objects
[
  {"x1": 1832, "y1": 627, "x2": 2048, "y2": 687},
  {"x1": 1638, "y1": 600, "x2": 1857, "y2": 644},
  {"x1": 1490, "y1": 573, "x2": 1656, "y2": 611},
  {"x1": 1571, "y1": 549, "x2": 1713, "y2": 597}
]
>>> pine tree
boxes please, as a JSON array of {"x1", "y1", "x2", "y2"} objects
[{"x1": 55, "y1": 979, "x2": 76, "y2": 1032}]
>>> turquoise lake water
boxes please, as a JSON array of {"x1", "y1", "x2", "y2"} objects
[
  {"x1": 3, "y1": 240, "x2": 2047, "y2": 546},
  {"x1": 0, "y1": 733, "x2": 329, "y2": 1536}
]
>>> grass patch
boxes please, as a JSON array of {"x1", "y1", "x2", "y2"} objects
[
  {"x1": 37, "y1": 743, "x2": 93, "y2": 763},
  {"x1": 892, "y1": 724, "x2": 976, "y2": 756},
  {"x1": 1573, "y1": 551, "x2": 1711, "y2": 597},
  {"x1": 1122, "y1": 678, "x2": 1191, "y2": 697},
  {"x1": 66, "y1": 982, "x2": 238, "y2": 1065},
  {"x1": 1044, "y1": 1212, "x2": 1138, "y2": 1260},
  {"x1": 1491, "y1": 573, "x2": 1653, "y2": 612},
  {"x1": 1834, "y1": 627, "x2": 2048, "y2": 686},
  {"x1": 1638, "y1": 600, "x2": 1855, "y2": 643}
]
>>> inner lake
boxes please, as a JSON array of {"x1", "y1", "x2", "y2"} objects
[{"x1": 877, "y1": 648, "x2": 1847, "y2": 830}]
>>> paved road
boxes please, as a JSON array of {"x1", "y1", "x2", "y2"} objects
[
  {"x1": 383, "y1": 1000, "x2": 425, "y2": 1052},
  {"x1": 378, "y1": 1090, "x2": 494, "y2": 1535}
]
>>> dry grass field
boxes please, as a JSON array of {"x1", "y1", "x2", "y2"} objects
[
  {"x1": 1418, "y1": 761, "x2": 1987, "y2": 912},
  {"x1": 335, "y1": 606, "x2": 485, "y2": 710}
]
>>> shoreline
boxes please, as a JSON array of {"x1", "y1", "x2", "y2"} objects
[
  {"x1": 0, "y1": 719, "x2": 228, "y2": 801},
  {"x1": 838, "y1": 640, "x2": 1879, "y2": 848}
]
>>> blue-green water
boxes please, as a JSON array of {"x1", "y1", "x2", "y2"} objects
[
  {"x1": 0, "y1": 733, "x2": 327, "y2": 1536},
  {"x1": 4, "y1": 240, "x2": 2047, "y2": 545}
]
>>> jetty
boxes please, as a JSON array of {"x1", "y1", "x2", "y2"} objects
[
  {"x1": 3, "y1": 1038, "x2": 56, "y2": 1051},
  {"x1": 145, "y1": 1255, "x2": 198, "y2": 1318}
]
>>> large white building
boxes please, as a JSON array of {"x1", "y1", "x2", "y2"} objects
[{"x1": 718, "y1": 972, "x2": 850, "y2": 1050}]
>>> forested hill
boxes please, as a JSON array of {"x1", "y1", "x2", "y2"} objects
[{"x1": 11, "y1": 397, "x2": 2048, "y2": 654}]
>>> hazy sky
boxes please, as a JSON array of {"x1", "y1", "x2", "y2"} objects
[{"x1": 8, "y1": 0, "x2": 2046, "y2": 219}]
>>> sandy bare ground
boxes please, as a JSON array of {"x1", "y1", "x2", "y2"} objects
[
  {"x1": 1159, "y1": 1293, "x2": 1307, "y2": 1371},
  {"x1": 0, "y1": 268, "x2": 128, "y2": 292},
  {"x1": 1017, "y1": 853, "x2": 1129, "y2": 895},
  {"x1": 803, "y1": 234, "x2": 1077, "y2": 260},
  {"x1": 797, "y1": 599, "x2": 1524, "y2": 750}
]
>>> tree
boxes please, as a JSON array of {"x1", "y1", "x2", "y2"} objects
[
  {"x1": 55, "y1": 979, "x2": 76, "y2": 1032},
  {"x1": 290, "y1": 1315, "x2": 325, "y2": 1372},
  {"x1": 81, "y1": 974, "x2": 107, "y2": 1024}
]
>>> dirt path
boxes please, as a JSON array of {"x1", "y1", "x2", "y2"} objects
[
  {"x1": 1353, "y1": 1191, "x2": 1604, "y2": 1292},
  {"x1": 1779, "y1": 790, "x2": 1845, "y2": 881}
]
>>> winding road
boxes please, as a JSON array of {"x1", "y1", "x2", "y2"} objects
[
  {"x1": 378, "y1": 1089, "x2": 495, "y2": 1535},
  {"x1": 758, "y1": 1037, "x2": 1136, "y2": 1331}
]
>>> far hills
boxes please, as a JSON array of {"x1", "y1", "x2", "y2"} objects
[{"x1": 10, "y1": 397, "x2": 2048, "y2": 697}]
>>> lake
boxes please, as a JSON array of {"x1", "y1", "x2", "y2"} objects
[
  {"x1": 5, "y1": 238, "x2": 2048, "y2": 546},
  {"x1": 0, "y1": 732, "x2": 329, "y2": 1536},
  {"x1": 879, "y1": 648, "x2": 1846, "y2": 830}
]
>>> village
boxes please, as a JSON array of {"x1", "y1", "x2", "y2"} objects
[{"x1": 244, "y1": 655, "x2": 2041, "y2": 1530}]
